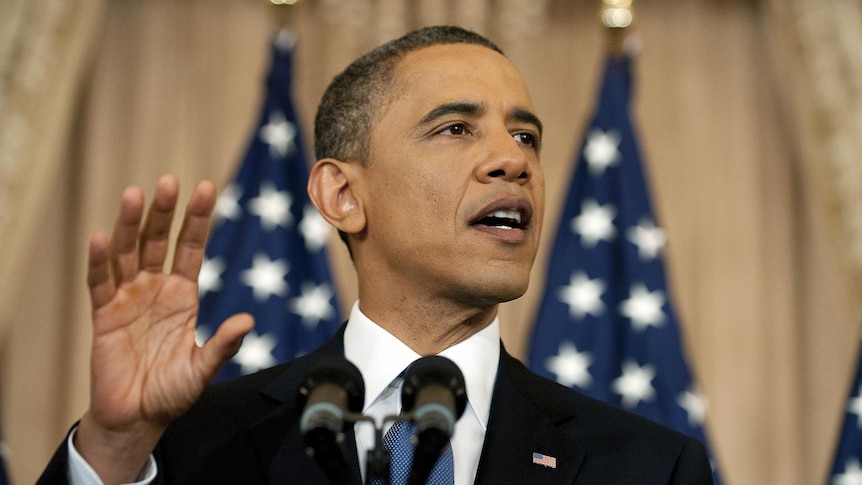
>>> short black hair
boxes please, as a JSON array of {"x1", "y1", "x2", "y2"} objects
[{"x1": 314, "y1": 25, "x2": 503, "y2": 164}]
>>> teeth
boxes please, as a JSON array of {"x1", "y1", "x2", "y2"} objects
[{"x1": 489, "y1": 210, "x2": 521, "y2": 223}]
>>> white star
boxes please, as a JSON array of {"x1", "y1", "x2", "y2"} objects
[
  {"x1": 678, "y1": 389, "x2": 708, "y2": 426},
  {"x1": 232, "y1": 331, "x2": 278, "y2": 374},
  {"x1": 847, "y1": 386, "x2": 862, "y2": 429},
  {"x1": 571, "y1": 199, "x2": 617, "y2": 248},
  {"x1": 214, "y1": 183, "x2": 242, "y2": 223},
  {"x1": 259, "y1": 111, "x2": 296, "y2": 158},
  {"x1": 627, "y1": 218, "x2": 666, "y2": 261},
  {"x1": 300, "y1": 205, "x2": 331, "y2": 252},
  {"x1": 583, "y1": 128, "x2": 621, "y2": 175},
  {"x1": 198, "y1": 257, "x2": 225, "y2": 297},
  {"x1": 619, "y1": 283, "x2": 666, "y2": 331},
  {"x1": 557, "y1": 271, "x2": 606, "y2": 320},
  {"x1": 612, "y1": 360, "x2": 656, "y2": 409},
  {"x1": 240, "y1": 253, "x2": 289, "y2": 302},
  {"x1": 248, "y1": 182, "x2": 293, "y2": 231},
  {"x1": 545, "y1": 341, "x2": 593, "y2": 389},
  {"x1": 289, "y1": 282, "x2": 336, "y2": 329},
  {"x1": 834, "y1": 459, "x2": 862, "y2": 485}
]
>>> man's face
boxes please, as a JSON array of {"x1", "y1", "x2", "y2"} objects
[{"x1": 355, "y1": 43, "x2": 545, "y2": 308}]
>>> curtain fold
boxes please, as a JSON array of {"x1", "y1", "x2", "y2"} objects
[
  {"x1": 0, "y1": 0, "x2": 107, "y2": 481},
  {"x1": 0, "y1": 0, "x2": 107, "y2": 339},
  {"x1": 765, "y1": 0, "x2": 862, "y2": 291}
]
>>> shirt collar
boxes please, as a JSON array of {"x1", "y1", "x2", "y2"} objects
[{"x1": 343, "y1": 301, "x2": 500, "y2": 429}]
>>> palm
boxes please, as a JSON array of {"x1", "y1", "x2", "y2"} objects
[
  {"x1": 85, "y1": 176, "x2": 252, "y2": 432},
  {"x1": 91, "y1": 271, "x2": 206, "y2": 427}
]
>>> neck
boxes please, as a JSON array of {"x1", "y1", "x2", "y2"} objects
[{"x1": 357, "y1": 293, "x2": 498, "y2": 355}]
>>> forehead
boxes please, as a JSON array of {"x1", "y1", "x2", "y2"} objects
[{"x1": 385, "y1": 43, "x2": 535, "y2": 117}]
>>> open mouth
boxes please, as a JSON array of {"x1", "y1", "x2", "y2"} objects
[{"x1": 474, "y1": 209, "x2": 526, "y2": 230}]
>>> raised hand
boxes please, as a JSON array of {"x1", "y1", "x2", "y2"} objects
[{"x1": 75, "y1": 175, "x2": 254, "y2": 483}]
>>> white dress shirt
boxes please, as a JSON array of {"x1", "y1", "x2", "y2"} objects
[
  {"x1": 345, "y1": 301, "x2": 500, "y2": 485},
  {"x1": 67, "y1": 300, "x2": 500, "y2": 485}
]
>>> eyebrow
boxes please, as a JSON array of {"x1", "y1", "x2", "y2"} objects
[
  {"x1": 419, "y1": 102, "x2": 481, "y2": 126},
  {"x1": 418, "y1": 101, "x2": 544, "y2": 136},
  {"x1": 513, "y1": 107, "x2": 544, "y2": 136}
]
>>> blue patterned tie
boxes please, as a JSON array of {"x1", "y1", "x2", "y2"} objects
[{"x1": 383, "y1": 419, "x2": 454, "y2": 485}]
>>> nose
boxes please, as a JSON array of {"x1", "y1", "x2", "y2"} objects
[{"x1": 476, "y1": 131, "x2": 533, "y2": 185}]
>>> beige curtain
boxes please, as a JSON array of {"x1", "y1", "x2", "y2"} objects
[
  {"x1": 1, "y1": 0, "x2": 860, "y2": 483},
  {"x1": 0, "y1": 0, "x2": 107, "y2": 479}
]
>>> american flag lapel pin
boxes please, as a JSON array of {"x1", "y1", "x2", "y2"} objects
[{"x1": 532, "y1": 452, "x2": 557, "y2": 469}]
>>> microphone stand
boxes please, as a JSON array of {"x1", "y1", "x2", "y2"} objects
[{"x1": 364, "y1": 413, "x2": 401, "y2": 485}]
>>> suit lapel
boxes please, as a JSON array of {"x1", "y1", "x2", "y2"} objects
[{"x1": 475, "y1": 349, "x2": 585, "y2": 484}]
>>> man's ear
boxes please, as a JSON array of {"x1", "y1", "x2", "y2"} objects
[{"x1": 307, "y1": 158, "x2": 366, "y2": 236}]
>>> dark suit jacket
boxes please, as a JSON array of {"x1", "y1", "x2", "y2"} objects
[{"x1": 40, "y1": 325, "x2": 714, "y2": 484}]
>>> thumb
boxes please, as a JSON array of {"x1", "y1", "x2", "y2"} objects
[{"x1": 196, "y1": 313, "x2": 255, "y2": 381}]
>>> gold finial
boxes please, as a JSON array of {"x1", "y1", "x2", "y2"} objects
[
  {"x1": 601, "y1": 0, "x2": 633, "y2": 29},
  {"x1": 601, "y1": 0, "x2": 636, "y2": 56}
]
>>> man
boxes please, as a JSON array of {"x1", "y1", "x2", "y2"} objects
[{"x1": 40, "y1": 26, "x2": 713, "y2": 484}]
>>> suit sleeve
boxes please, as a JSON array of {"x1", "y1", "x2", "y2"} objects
[
  {"x1": 37, "y1": 425, "x2": 157, "y2": 485},
  {"x1": 37, "y1": 426, "x2": 73, "y2": 485}
]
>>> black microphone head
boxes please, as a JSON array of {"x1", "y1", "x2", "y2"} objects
[
  {"x1": 298, "y1": 356, "x2": 363, "y2": 485},
  {"x1": 401, "y1": 355, "x2": 467, "y2": 420},
  {"x1": 297, "y1": 355, "x2": 365, "y2": 414}
]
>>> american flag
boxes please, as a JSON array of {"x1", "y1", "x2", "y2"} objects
[
  {"x1": 197, "y1": 31, "x2": 342, "y2": 382},
  {"x1": 532, "y1": 452, "x2": 557, "y2": 469},
  {"x1": 526, "y1": 54, "x2": 720, "y2": 481},
  {"x1": 829, "y1": 346, "x2": 862, "y2": 484}
]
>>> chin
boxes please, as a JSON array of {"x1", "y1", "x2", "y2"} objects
[
  {"x1": 498, "y1": 285, "x2": 529, "y2": 303},
  {"x1": 465, "y1": 276, "x2": 530, "y2": 306}
]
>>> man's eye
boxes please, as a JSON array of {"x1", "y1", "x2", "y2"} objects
[
  {"x1": 439, "y1": 123, "x2": 468, "y2": 136},
  {"x1": 514, "y1": 132, "x2": 539, "y2": 148}
]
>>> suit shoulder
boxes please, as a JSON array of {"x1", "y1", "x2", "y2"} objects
[
  {"x1": 496, "y1": 351, "x2": 714, "y2": 483},
  {"x1": 501, "y1": 350, "x2": 695, "y2": 443}
]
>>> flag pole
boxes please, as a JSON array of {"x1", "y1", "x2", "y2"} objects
[{"x1": 600, "y1": 0, "x2": 634, "y2": 57}]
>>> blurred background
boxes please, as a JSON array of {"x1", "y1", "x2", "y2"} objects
[{"x1": 1, "y1": 0, "x2": 860, "y2": 483}]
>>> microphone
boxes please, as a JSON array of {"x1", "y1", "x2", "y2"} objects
[
  {"x1": 297, "y1": 355, "x2": 365, "y2": 484},
  {"x1": 400, "y1": 355, "x2": 467, "y2": 485}
]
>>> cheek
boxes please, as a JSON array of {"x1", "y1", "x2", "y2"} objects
[
  {"x1": 370, "y1": 173, "x2": 440, "y2": 234},
  {"x1": 367, "y1": 146, "x2": 470, "y2": 230},
  {"x1": 402, "y1": 162, "x2": 459, "y2": 204},
  {"x1": 532, "y1": 171, "x2": 546, "y2": 217}
]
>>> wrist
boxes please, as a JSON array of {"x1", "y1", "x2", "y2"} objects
[{"x1": 75, "y1": 411, "x2": 166, "y2": 484}]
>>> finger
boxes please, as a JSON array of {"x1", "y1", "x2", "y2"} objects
[
  {"x1": 87, "y1": 230, "x2": 116, "y2": 311},
  {"x1": 195, "y1": 313, "x2": 255, "y2": 382},
  {"x1": 109, "y1": 186, "x2": 145, "y2": 285},
  {"x1": 139, "y1": 175, "x2": 181, "y2": 273},
  {"x1": 171, "y1": 180, "x2": 217, "y2": 282}
]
